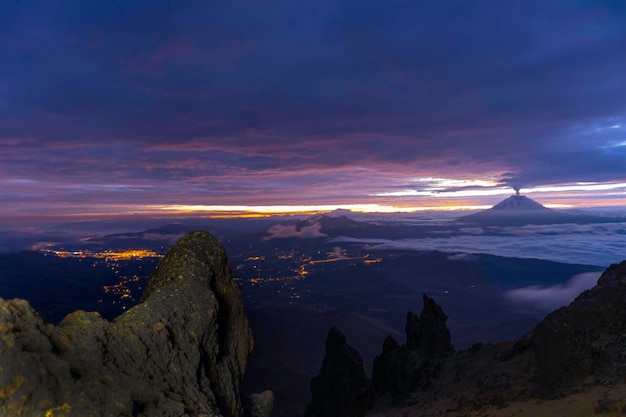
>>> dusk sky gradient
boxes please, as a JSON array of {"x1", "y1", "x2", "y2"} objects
[{"x1": 1, "y1": 0, "x2": 625, "y2": 221}]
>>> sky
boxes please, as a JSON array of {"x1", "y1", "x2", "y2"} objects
[{"x1": 1, "y1": 0, "x2": 625, "y2": 221}]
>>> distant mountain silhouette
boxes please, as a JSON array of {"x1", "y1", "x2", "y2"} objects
[
  {"x1": 263, "y1": 215, "x2": 412, "y2": 240},
  {"x1": 268, "y1": 215, "x2": 450, "y2": 239}
]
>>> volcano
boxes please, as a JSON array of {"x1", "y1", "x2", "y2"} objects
[
  {"x1": 459, "y1": 190, "x2": 626, "y2": 226},
  {"x1": 459, "y1": 192, "x2": 582, "y2": 226}
]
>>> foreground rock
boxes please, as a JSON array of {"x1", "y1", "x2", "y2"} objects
[
  {"x1": 0, "y1": 231, "x2": 253, "y2": 417},
  {"x1": 305, "y1": 327, "x2": 371, "y2": 417},
  {"x1": 532, "y1": 260, "x2": 626, "y2": 392}
]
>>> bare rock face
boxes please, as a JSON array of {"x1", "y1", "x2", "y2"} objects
[
  {"x1": 243, "y1": 390, "x2": 274, "y2": 417},
  {"x1": 304, "y1": 327, "x2": 371, "y2": 417},
  {"x1": 0, "y1": 231, "x2": 253, "y2": 417},
  {"x1": 532, "y1": 260, "x2": 626, "y2": 392}
]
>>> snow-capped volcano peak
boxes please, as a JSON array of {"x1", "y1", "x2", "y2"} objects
[{"x1": 491, "y1": 194, "x2": 547, "y2": 211}]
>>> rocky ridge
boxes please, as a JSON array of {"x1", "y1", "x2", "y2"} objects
[
  {"x1": 306, "y1": 260, "x2": 626, "y2": 416},
  {"x1": 0, "y1": 231, "x2": 257, "y2": 417}
]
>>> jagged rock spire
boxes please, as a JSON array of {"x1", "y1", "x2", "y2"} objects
[
  {"x1": 305, "y1": 327, "x2": 371, "y2": 417},
  {"x1": 405, "y1": 294, "x2": 453, "y2": 357}
]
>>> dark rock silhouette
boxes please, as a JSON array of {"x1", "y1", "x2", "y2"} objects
[
  {"x1": 0, "y1": 231, "x2": 253, "y2": 417},
  {"x1": 372, "y1": 294, "x2": 454, "y2": 403},
  {"x1": 304, "y1": 327, "x2": 371, "y2": 417},
  {"x1": 532, "y1": 260, "x2": 626, "y2": 392},
  {"x1": 371, "y1": 340, "x2": 420, "y2": 402}
]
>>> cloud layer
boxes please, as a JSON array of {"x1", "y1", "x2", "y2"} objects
[
  {"x1": 505, "y1": 272, "x2": 602, "y2": 312},
  {"x1": 332, "y1": 222, "x2": 626, "y2": 267}
]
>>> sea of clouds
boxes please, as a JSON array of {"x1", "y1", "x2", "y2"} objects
[{"x1": 331, "y1": 222, "x2": 626, "y2": 267}]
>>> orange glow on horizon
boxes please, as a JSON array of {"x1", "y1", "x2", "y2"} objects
[
  {"x1": 3, "y1": 191, "x2": 624, "y2": 224},
  {"x1": 147, "y1": 203, "x2": 496, "y2": 217}
]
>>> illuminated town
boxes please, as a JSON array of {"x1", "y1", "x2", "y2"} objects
[
  {"x1": 39, "y1": 246, "x2": 384, "y2": 311},
  {"x1": 42, "y1": 249, "x2": 162, "y2": 260},
  {"x1": 37, "y1": 249, "x2": 163, "y2": 312}
]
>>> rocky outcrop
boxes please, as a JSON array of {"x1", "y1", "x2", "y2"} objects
[
  {"x1": 371, "y1": 294, "x2": 454, "y2": 403},
  {"x1": 0, "y1": 231, "x2": 254, "y2": 417},
  {"x1": 305, "y1": 261, "x2": 626, "y2": 416},
  {"x1": 305, "y1": 295, "x2": 455, "y2": 414},
  {"x1": 532, "y1": 260, "x2": 626, "y2": 392},
  {"x1": 304, "y1": 327, "x2": 371, "y2": 417}
]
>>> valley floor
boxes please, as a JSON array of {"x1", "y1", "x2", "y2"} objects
[{"x1": 368, "y1": 383, "x2": 626, "y2": 417}]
